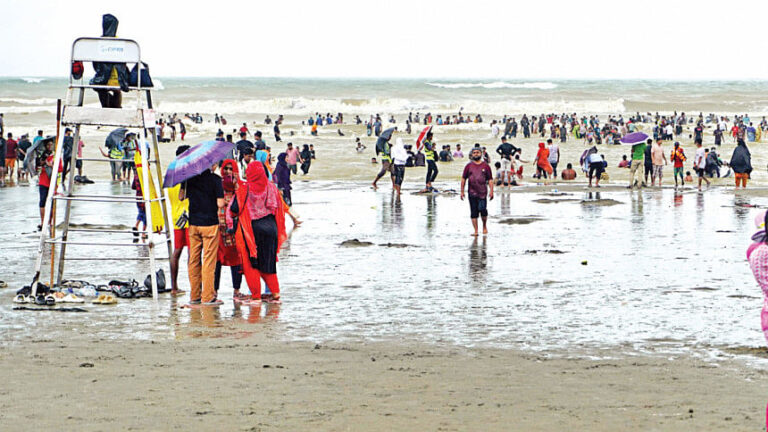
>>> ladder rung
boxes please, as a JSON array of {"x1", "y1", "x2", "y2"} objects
[
  {"x1": 62, "y1": 106, "x2": 147, "y2": 128},
  {"x1": 67, "y1": 228, "x2": 151, "y2": 234},
  {"x1": 54, "y1": 195, "x2": 165, "y2": 203},
  {"x1": 62, "y1": 257, "x2": 170, "y2": 261},
  {"x1": 69, "y1": 84, "x2": 154, "y2": 91},
  {"x1": 76, "y1": 157, "x2": 158, "y2": 163},
  {"x1": 45, "y1": 238, "x2": 171, "y2": 247}
]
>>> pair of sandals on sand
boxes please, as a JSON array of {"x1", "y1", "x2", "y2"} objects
[
  {"x1": 93, "y1": 294, "x2": 117, "y2": 305},
  {"x1": 14, "y1": 292, "x2": 86, "y2": 305}
]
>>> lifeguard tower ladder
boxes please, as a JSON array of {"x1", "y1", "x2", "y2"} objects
[{"x1": 31, "y1": 37, "x2": 173, "y2": 298}]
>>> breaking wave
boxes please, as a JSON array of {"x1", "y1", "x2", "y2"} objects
[{"x1": 425, "y1": 81, "x2": 558, "y2": 90}]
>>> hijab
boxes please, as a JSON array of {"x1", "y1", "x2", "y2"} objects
[
  {"x1": 220, "y1": 159, "x2": 239, "y2": 193},
  {"x1": 255, "y1": 149, "x2": 272, "y2": 180},
  {"x1": 274, "y1": 152, "x2": 291, "y2": 187},
  {"x1": 246, "y1": 161, "x2": 268, "y2": 195}
]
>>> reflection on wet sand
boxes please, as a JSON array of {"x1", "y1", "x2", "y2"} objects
[{"x1": 1, "y1": 182, "x2": 767, "y2": 359}]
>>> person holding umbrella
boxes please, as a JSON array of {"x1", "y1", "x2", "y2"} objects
[
  {"x1": 619, "y1": 133, "x2": 650, "y2": 189},
  {"x1": 372, "y1": 127, "x2": 396, "y2": 190},
  {"x1": 166, "y1": 140, "x2": 235, "y2": 307}
]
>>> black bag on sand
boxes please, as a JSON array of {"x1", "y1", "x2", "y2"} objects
[{"x1": 143, "y1": 269, "x2": 166, "y2": 292}]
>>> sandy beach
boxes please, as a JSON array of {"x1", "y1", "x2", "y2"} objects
[
  {"x1": 4, "y1": 2, "x2": 768, "y2": 429},
  {"x1": 1, "y1": 331, "x2": 766, "y2": 431}
]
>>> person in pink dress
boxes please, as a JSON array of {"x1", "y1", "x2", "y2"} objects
[{"x1": 747, "y1": 210, "x2": 768, "y2": 346}]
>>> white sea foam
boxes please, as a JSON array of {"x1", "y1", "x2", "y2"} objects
[
  {"x1": 426, "y1": 81, "x2": 558, "y2": 90},
  {"x1": 155, "y1": 96, "x2": 625, "y2": 116},
  {"x1": 0, "y1": 97, "x2": 58, "y2": 105},
  {"x1": 20, "y1": 77, "x2": 45, "y2": 84}
]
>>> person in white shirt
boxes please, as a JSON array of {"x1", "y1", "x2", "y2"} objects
[
  {"x1": 547, "y1": 139, "x2": 560, "y2": 177},
  {"x1": 665, "y1": 124, "x2": 674, "y2": 140},
  {"x1": 391, "y1": 138, "x2": 408, "y2": 196},
  {"x1": 491, "y1": 121, "x2": 500, "y2": 138},
  {"x1": 693, "y1": 139, "x2": 710, "y2": 191}
]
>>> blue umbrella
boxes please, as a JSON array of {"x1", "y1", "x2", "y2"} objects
[{"x1": 163, "y1": 140, "x2": 234, "y2": 188}]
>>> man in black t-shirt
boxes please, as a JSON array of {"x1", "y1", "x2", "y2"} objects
[
  {"x1": 235, "y1": 132, "x2": 253, "y2": 162},
  {"x1": 180, "y1": 166, "x2": 224, "y2": 306}
]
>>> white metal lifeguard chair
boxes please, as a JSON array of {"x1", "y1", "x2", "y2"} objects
[{"x1": 31, "y1": 37, "x2": 173, "y2": 298}]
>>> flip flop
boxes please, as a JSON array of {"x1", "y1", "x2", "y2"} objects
[
  {"x1": 92, "y1": 294, "x2": 106, "y2": 304},
  {"x1": 63, "y1": 294, "x2": 84, "y2": 303},
  {"x1": 265, "y1": 297, "x2": 282, "y2": 304},
  {"x1": 0, "y1": 281, "x2": 8, "y2": 288},
  {"x1": 241, "y1": 298, "x2": 262, "y2": 307},
  {"x1": 35, "y1": 295, "x2": 47, "y2": 305},
  {"x1": 13, "y1": 294, "x2": 26, "y2": 304},
  {"x1": 44, "y1": 295, "x2": 56, "y2": 306},
  {"x1": 100, "y1": 295, "x2": 117, "y2": 305}
]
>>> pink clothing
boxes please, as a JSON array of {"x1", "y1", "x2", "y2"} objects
[
  {"x1": 747, "y1": 242, "x2": 768, "y2": 345},
  {"x1": 285, "y1": 148, "x2": 300, "y2": 165},
  {"x1": 651, "y1": 144, "x2": 664, "y2": 165},
  {"x1": 225, "y1": 182, "x2": 279, "y2": 227},
  {"x1": 77, "y1": 140, "x2": 84, "y2": 158}
]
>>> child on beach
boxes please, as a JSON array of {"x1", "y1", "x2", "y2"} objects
[{"x1": 131, "y1": 169, "x2": 147, "y2": 243}]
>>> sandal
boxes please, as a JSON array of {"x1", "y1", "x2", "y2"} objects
[
  {"x1": 93, "y1": 294, "x2": 106, "y2": 304},
  {"x1": 100, "y1": 295, "x2": 117, "y2": 305},
  {"x1": 63, "y1": 293, "x2": 84, "y2": 303},
  {"x1": 35, "y1": 295, "x2": 47, "y2": 305},
  {"x1": 0, "y1": 281, "x2": 7, "y2": 288},
  {"x1": 13, "y1": 294, "x2": 26, "y2": 304},
  {"x1": 44, "y1": 295, "x2": 56, "y2": 306},
  {"x1": 265, "y1": 296, "x2": 282, "y2": 304}
]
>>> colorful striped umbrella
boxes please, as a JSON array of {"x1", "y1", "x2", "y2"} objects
[
  {"x1": 415, "y1": 125, "x2": 433, "y2": 151},
  {"x1": 163, "y1": 140, "x2": 234, "y2": 188}
]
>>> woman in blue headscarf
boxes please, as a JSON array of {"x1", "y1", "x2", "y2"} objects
[{"x1": 254, "y1": 148, "x2": 272, "y2": 180}]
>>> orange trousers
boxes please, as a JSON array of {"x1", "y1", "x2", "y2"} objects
[
  {"x1": 188, "y1": 225, "x2": 220, "y2": 303},
  {"x1": 735, "y1": 172, "x2": 749, "y2": 188}
]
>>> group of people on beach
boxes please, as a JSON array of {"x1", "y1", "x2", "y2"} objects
[{"x1": 168, "y1": 133, "x2": 304, "y2": 307}]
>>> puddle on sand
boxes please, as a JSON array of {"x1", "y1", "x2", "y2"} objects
[{"x1": 0, "y1": 182, "x2": 767, "y2": 361}]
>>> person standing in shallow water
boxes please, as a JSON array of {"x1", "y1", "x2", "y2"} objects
[{"x1": 461, "y1": 147, "x2": 494, "y2": 236}]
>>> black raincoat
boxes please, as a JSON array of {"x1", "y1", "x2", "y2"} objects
[
  {"x1": 730, "y1": 142, "x2": 752, "y2": 174},
  {"x1": 89, "y1": 14, "x2": 130, "y2": 91}
]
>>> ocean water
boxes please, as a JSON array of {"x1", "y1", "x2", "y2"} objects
[{"x1": 3, "y1": 77, "x2": 768, "y2": 126}]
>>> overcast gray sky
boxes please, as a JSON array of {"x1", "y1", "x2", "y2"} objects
[{"x1": 2, "y1": 0, "x2": 767, "y2": 80}]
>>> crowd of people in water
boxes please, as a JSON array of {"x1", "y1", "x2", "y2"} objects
[{"x1": 0, "y1": 107, "x2": 763, "y2": 295}]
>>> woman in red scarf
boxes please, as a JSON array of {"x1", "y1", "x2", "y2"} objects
[
  {"x1": 535, "y1": 142, "x2": 553, "y2": 181},
  {"x1": 215, "y1": 159, "x2": 246, "y2": 299},
  {"x1": 226, "y1": 161, "x2": 286, "y2": 305}
]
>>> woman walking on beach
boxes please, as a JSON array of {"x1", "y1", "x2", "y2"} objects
[
  {"x1": 226, "y1": 162, "x2": 286, "y2": 305},
  {"x1": 730, "y1": 139, "x2": 752, "y2": 189},
  {"x1": 534, "y1": 142, "x2": 553, "y2": 183},
  {"x1": 747, "y1": 210, "x2": 768, "y2": 346}
]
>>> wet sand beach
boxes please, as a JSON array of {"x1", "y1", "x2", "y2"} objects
[{"x1": 1, "y1": 180, "x2": 768, "y2": 430}]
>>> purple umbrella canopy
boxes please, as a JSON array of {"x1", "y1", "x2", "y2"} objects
[
  {"x1": 619, "y1": 132, "x2": 649, "y2": 146},
  {"x1": 163, "y1": 140, "x2": 234, "y2": 188}
]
